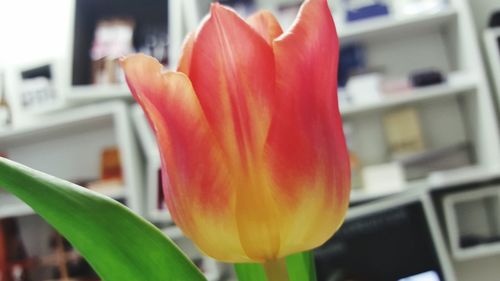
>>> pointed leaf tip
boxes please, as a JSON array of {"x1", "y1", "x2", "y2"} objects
[{"x1": 0, "y1": 157, "x2": 207, "y2": 281}]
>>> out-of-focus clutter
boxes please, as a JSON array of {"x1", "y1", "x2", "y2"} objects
[
  {"x1": 84, "y1": 146, "x2": 124, "y2": 195},
  {"x1": 0, "y1": 217, "x2": 98, "y2": 281},
  {"x1": 71, "y1": 0, "x2": 169, "y2": 87},
  {"x1": 484, "y1": 10, "x2": 500, "y2": 110},
  {"x1": 90, "y1": 18, "x2": 135, "y2": 85},
  {"x1": 1, "y1": 0, "x2": 500, "y2": 280}
]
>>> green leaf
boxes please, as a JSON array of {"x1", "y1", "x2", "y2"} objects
[
  {"x1": 234, "y1": 251, "x2": 317, "y2": 281},
  {"x1": 234, "y1": 262, "x2": 267, "y2": 281},
  {"x1": 0, "y1": 157, "x2": 206, "y2": 281},
  {"x1": 286, "y1": 251, "x2": 317, "y2": 281}
]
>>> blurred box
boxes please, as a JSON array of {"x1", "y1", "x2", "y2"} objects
[
  {"x1": 346, "y1": 72, "x2": 383, "y2": 105},
  {"x1": 400, "y1": 142, "x2": 473, "y2": 180},
  {"x1": 362, "y1": 162, "x2": 406, "y2": 193},
  {"x1": 383, "y1": 107, "x2": 425, "y2": 159}
]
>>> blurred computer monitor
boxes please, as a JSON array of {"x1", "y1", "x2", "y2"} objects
[{"x1": 314, "y1": 197, "x2": 446, "y2": 281}]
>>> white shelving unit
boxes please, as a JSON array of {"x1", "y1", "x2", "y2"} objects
[
  {"x1": 66, "y1": 84, "x2": 133, "y2": 104},
  {"x1": 0, "y1": 101, "x2": 143, "y2": 218},
  {"x1": 340, "y1": 72, "x2": 477, "y2": 116},
  {"x1": 337, "y1": 8, "x2": 458, "y2": 44},
  {"x1": 443, "y1": 185, "x2": 500, "y2": 261},
  {"x1": 483, "y1": 27, "x2": 500, "y2": 104}
]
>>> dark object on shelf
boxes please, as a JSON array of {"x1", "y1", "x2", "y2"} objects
[
  {"x1": 410, "y1": 69, "x2": 445, "y2": 87},
  {"x1": 400, "y1": 142, "x2": 473, "y2": 180},
  {"x1": 338, "y1": 44, "x2": 366, "y2": 88},
  {"x1": 345, "y1": 2, "x2": 390, "y2": 22},
  {"x1": 488, "y1": 11, "x2": 500, "y2": 28},
  {"x1": 158, "y1": 168, "x2": 165, "y2": 210},
  {"x1": 0, "y1": 219, "x2": 30, "y2": 281},
  {"x1": 460, "y1": 234, "x2": 500, "y2": 248}
]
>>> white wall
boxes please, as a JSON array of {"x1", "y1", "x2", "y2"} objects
[{"x1": 0, "y1": 0, "x2": 72, "y2": 67}]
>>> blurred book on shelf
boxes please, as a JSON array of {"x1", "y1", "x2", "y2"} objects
[
  {"x1": 383, "y1": 107, "x2": 425, "y2": 159},
  {"x1": 342, "y1": 0, "x2": 390, "y2": 22},
  {"x1": 90, "y1": 18, "x2": 135, "y2": 85},
  {"x1": 86, "y1": 147, "x2": 124, "y2": 195},
  {"x1": 400, "y1": 142, "x2": 473, "y2": 180}
]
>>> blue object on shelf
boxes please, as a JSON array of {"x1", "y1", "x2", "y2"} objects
[
  {"x1": 346, "y1": 3, "x2": 390, "y2": 22},
  {"x1": 338, "y1": 44, "x2": 366, "y2": 88}
]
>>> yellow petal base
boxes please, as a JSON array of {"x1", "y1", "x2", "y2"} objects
[{"x1": 263, "y1": 259, "x2": 289, "y2": 281}]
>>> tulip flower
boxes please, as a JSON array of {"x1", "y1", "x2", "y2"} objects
[{"x1": 121, "y1": 0, "x2": 350, "y2": 272}]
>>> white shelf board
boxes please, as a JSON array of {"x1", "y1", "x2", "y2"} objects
[
  {"x1": 0, "y1": 186, "x2": 126, "y2": 219},
  {"x1": 484, "y1": 28, "x2": 500, "y2": 106},
  {"x1": 428, "y1": 165, "x2": 500, "y2": 191},
  {"x1": 338, "y1": 8, "x2": 457, "y2": 43},
  {"x1": 350, "y1": 178, "x2": 428, "y2": 203},
  {"x1": 0, "y1": 102, "x2": 122, "y2": 144},
  {"x1": 349, "y1": 165, "x2": 500, "y2": 203},
  {"x1": 0, "y1": 193, "x2": 34, "y2": 219},
  {"x1": 89, "y1": 185, "x2": 127, "y2": 200},
  {"x1": 67, "y1": 84, "x2": 132, "y2": 103},
  {"x1": 162, "y1": 225, "x2": 184, "y2": 240},
  {"x1": 443, "y1": 186, "x2": 500, "y2": 261},
  {"x1": 340, "y1": 73, "x2": 476, "y2": 116},
  {"x1": 0, "y1": 101, "x2": 143, "y2": 216}
]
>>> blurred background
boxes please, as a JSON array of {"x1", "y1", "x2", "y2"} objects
[{"x1": 1, "y1": 0, "x2": 500, "y2": 280}]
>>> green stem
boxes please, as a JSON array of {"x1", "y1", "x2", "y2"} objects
[{"x1": 263, "y1": 259, "x2": 290, "y2": 281}]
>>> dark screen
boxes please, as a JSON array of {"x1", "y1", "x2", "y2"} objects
[{"x1": 314, "y1": 202, "x2": 444, "y2": 281}]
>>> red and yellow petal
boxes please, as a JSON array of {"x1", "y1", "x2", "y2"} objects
[
  {"x1": 189, "y1": 4, "x2": 281, "y2": 261},
  {"x1": 266, "y1": 0, "x2": 350, "y2": 257},
  {"x1": 120, "y1": 54, "x2": 249, "y2": 262},
  {"x1": 177, "y1": 32, "x2": 195, "y2": 75},
  {"x1": 247, "y1": 10, "x2": 283, "y2": 45}
]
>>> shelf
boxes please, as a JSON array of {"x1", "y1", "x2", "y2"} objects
[
  {"x1": 67, "y1": 84, "x2": 133, "y2": 104},
  {"x1": 0, "y1": 186, "x2": 126, "y2": 220},
  {"x1": 0, "y1": 193, "x2": 34, "y2": 219},
  {"x1": 484, "y1": 28, "x2": 500, "y2": 107},
  {"x1": 443, "y1": 186, "x2": 500, "y2": 261},
  {"x1": 0, "y1": 102, "x2": 120, "y2": 144},
  {"x1": 350, "y1": 178, "x2": 428, "y2": 203},
  {"x1": 0, "y1": 101, "x2": 143, "y2": 216},
  {"x1": 338, "y1": 8, "x2": 457, "y2": 44},
  {"x1": 340, "y1": 73, "x2": 476, "y2": 116},
  {"x1": 89, "y1": 184, "x2": 127, "y2": 200},
  {"x1": 162, "y1": 225, "x2": 184, "y2": 240}
]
